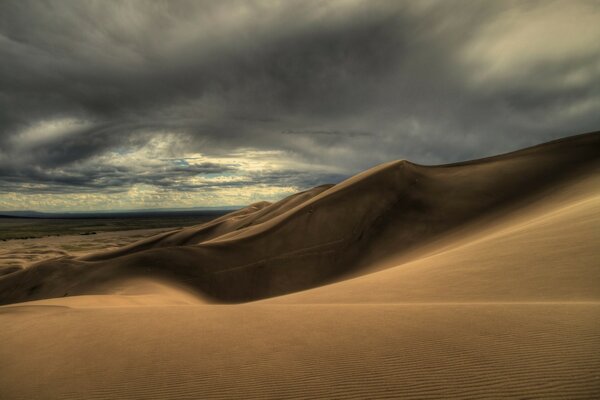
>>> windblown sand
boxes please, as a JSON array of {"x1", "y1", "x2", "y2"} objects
[{"x1": 1, "y1": 133, "x2": 599, "y2": 399}]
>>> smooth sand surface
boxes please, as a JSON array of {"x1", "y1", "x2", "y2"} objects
[
  {"x1": 2, "y1": 304, "x2": 599, "y2": 399},
  {"x1": 1, "y1": 132, "x2": 599, "y2": 399}
]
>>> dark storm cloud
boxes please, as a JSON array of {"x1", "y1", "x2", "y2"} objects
[
  {"x1": 0, "y1": 0, "x2": 599, "y2": 200},
  {"x1": 0, "y1": 158, "x2": 343, "y2": 195},
  {"x1": 0, "y1": 160, "x2": 236, "y2": 193}
]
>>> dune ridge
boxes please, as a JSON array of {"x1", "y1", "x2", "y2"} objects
[{"x1": 0, "y1": 132, "x2": 599, "y2": 305}]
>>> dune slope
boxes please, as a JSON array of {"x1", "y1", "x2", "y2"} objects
[
  {"x1": 0, "y1": 132, "x2": 599, "y2": 305},
  {"x1": 267, "y1": 170, "x2": 600, "y2": 304}
]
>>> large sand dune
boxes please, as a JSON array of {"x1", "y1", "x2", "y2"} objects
[
  {"x1": 0, "y1": 132, "x2": 598, "y2": 305},
  {"x1": 1, "y1": 132, "x2": 599, "y2": 399}
]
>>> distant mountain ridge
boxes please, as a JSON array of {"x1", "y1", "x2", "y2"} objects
[{"x1": 0, "y1": 207, "x2": 241, "y2": 219}]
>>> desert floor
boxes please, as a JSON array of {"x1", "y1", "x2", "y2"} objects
[{"x1": 0, "y1": 227, "x2": 179, "y2": 271}]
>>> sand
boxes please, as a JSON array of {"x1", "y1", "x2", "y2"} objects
[
  {"x1": 2, "y1": 304, "x2": 599, "y2": 399},
  {"x1": 1, "y1": 132, "x2": 599, "y2": 399},
  {"x1": 0, "y1": 228, "x2": 176, "y2": 271}
]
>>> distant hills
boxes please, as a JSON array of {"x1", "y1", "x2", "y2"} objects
[{"x1": 0, "y1": 206, "x2": 241, "y2": 219}]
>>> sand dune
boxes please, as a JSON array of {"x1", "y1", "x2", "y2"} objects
[
  {"x1": 267, "y1": 169, "x2": 600, "y2": 304},
  {"x1": 0, "y1": 227, "x2": 176, "y2": 271},
  {"x1": 0, "y1": 132, "x2": 598, "y2": 305},
  {"x1": 1, "y1": 132, "x2": 599, "y2": 399}
]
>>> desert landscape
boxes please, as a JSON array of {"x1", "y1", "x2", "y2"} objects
[
  {"x1": 2, "y1": 1, "x2": 600, "y2": 399},
  {"x1": 0, "y1": 211, "x2": 228, "y2": 271},
  {"x1": 1, "y1": 133, "x2": 599, "y2": 399}
]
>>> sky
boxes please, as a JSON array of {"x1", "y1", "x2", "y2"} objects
[{"x1": 0, "y1": 0, "x2": 599, "y2": 212}]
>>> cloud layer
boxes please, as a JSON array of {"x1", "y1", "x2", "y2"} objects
[{"x1": 1, "y1": 0, "x2": 599, "y2": 211}]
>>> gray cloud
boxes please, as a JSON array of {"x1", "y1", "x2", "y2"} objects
[
  {"x1": 0, "y1": 155, "x2": 344, "y2": 192},
  {"x1": 0, "y1": 0, "x2": 599, "y2": 209},
  {"x1": 0, "y1": 161, "x2": 235, "y2": 193}
]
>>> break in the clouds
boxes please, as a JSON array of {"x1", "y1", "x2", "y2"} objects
[{"x1": 0, "y1": 0, "x2": 599, "y2": 211}]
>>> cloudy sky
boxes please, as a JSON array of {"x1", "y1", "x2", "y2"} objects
[{"x1": 0, "y1": 0, "x2": 599, "y2": 211}]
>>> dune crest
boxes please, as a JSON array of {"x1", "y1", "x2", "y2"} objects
[{"x1": 0, "y1": 132, "x2": 598, "y2": 305}]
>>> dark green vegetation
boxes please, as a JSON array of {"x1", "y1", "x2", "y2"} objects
[{"x1": 0, "y1": 211, "x2": 229, "y2": 241}]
